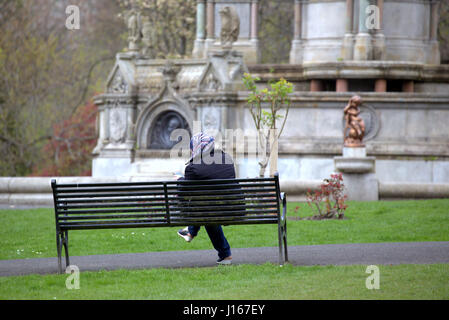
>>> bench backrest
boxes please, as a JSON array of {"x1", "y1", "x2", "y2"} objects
[{"x1": 52, "y1": 176, "x2": 281, "y2": 231}]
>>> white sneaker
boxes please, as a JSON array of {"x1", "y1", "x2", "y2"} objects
[
  {"x1": 177, "y1": 227, "x2": 193, "y2": 242},
  {"x1": 216, "y1": 256, "x2": 232, "y2": 265}
]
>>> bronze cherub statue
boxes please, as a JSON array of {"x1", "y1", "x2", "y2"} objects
[{"x1": 343, "y1": 95, "x2": 366, "y2": 147}]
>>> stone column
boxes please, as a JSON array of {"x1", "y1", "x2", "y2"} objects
[
  {"x1": 354, "y1": 0, "x2": 373, "y2": 60},
  {"x1": 430, "y1": 0, "x2": 439, "y2": 41},
  {"x1": 249, "y1": 0, "x2": 261, "y2": 63},
  {"x1": 310, "y1": 80, "x2": 323, "y2": 92},
  {"x1": 251, "y1": 0, "x2": 258, "y2": 40},
  {"x1": 342, "y1": 0, "x2": 355, "y2": 60},
  {"x1": 93, "y1": 106, "x2": 108, "y2": 154},
  {"x1": 289, "y1": 0, "x2": 303, "y2": 64},
  {"x1": 373, "y1": 0, "x2": 386, "y2": 60},
  {"x1": 336, "y1": 79, "x2": 348, "y2": 92},
  {"x1": 193, "y1": 0, "x2": 207, "y2": 58},
  {"x1": 429, "y1": 0, "x2": 441, "y2": 64},
  {"x1": 204, "y1": 0, "x2": 215, "y2": 52},
  {"x1": 375, "y1": 79, "x2": 387, "y2": 92}
]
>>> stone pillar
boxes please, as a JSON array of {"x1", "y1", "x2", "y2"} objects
[
  {"x1": 354, "y1": 0, "x2": 373, "y2": 60},
  {"x1": 251, "y1": 0, "x2": 258, "y2": 40},
  {"x1": 375, "y1": 79, "x2": 387, "y2": 92},
  {"x1": 342, "y1": 0, "x2": 355, "y2": 60},
  {"x1": 249, "y1": 0, "x2": 260, "y2": 63},
  {"x1": 204, "y1": 0, "x2": 215, "y2": 52},
  {"x1": 310, "y1": 80, "x2": 323, "y2": 92},
  {"x1": 373, "y1": 0, "x2": 386, "y2": 60},
  {"x1": 193, "y1": 0, "x2": 207, "y2": 58},
  {"x1": 93, "y1": 106, "x2": 108, "y2": 154},
  {"x1": 402, "y1": 80, "x2": 414, "y2": 93},
  {"x1": 334, "y1": 147, "x2": 378, "y2": 201},
  {"x1": 429, "y1": 0, "x2": 441, "y2": 64},
  {"x1": 289, "y1": 0, "x2": 303, "y2": 64},
  {"x1": 336, "y1": 79, "x2": 348, "y2": 92}
]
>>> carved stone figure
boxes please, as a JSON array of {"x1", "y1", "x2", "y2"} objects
[
  {"x1": 124, "y1": 6, "x2": 142, "y2": 51},
  {"x1": 148, "y1": 111, "x2": 190, "y2": 149},
  {"x1": 219, "y1": 6, "x2": 240, "y2": 50},
  {"x1": 141, "y1": 16, "x2": 153, "y2": 57},
  {"x1": 343, "y1": 95, "x2": 366, "y2": 147}
]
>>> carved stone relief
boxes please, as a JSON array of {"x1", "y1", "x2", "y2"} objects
[
  {"x1": 109, "y1": 106, "x2": 127, "y2": 144},
  {"x1": 148, "y1": 111, "x2": 190, "y2": 149},
  {"x1": 201, "y1": 106, "x2": 221, "y2": 134}
]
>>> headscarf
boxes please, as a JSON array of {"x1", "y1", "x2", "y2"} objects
[{"x1": 188, "y1": 132, "x2": 215, "y2": 163}]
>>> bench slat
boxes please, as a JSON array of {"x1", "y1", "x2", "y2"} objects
[
  {"x1": 168, "y1": 188, "x2": 277, "y2": 196},
  {"x1": 57, "y1": 213, "x2": 167, "y2": 220},
  {"x1": 169, "y1": 204, "x2": 277, "y2": 211},
  {"x1": 57, "y1": 202, "x2": 166, "y2": 210},
  {"x1": 56, "y1": 208, "x2": 167, "y2": 215},
  {"x1": 55, "y1": 192, "x2": 166, "y2": 199},
  {"x1": 168, "y1": 182, "x2": 276, "y2": 191},
  {"x1": 56, "y1": 186, "x2": 166, "y2": 193},
  {"x1": 170, "y1": 209, "x2": 278, "y2": 216},
  {"x1": 54, "y1": 177, "x2": 276, "y2": 189},
  {"x1": 57, "y1": 197, "x2": 168, "y2": 204}
]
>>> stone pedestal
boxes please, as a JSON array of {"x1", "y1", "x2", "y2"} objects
[
  {"x1": 341, "y1": 34, "x2": 354, "y2": 60},
  {"x1": 334, "y1": 147, "x2": 378, "y2": 201},
  {"x1": 354, "y1": 33, "x2": 372, "y2": 61}
]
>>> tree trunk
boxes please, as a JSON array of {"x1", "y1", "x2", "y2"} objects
[{"x1": 269, "y1": 128, "x2": 278, "y2": 177}]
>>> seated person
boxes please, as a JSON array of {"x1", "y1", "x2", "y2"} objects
[{"x1": 176, "y1": 132, "x2": 236, "y2": 265}]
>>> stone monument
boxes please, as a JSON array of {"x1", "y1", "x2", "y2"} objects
[{"x1": 91, "y1": 0, "x2": 449, "y2": 188}]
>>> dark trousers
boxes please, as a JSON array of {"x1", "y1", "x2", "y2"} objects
[{"x1": 188, "y1": 225, "x2": 231, "y2": 260}]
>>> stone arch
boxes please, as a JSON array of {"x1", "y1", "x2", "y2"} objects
[{"x1": 135, "y1": 99, "x2": 193, "y2": 150}]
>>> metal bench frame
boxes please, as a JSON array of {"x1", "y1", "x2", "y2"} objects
[{"x1": 51, "y1": 174, "x2": 288, "y2": 273}]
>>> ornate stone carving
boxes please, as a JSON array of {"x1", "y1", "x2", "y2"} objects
[
  {"x1": 343, "y1": 95, "x2": 366, "y2": 147},
  {"x1": 148, "y1": 111, "x2": 190, "y2": 149},
  {"x1": 203, "y1": 71, "x2": 221, "y2": 91},
  {"x1": 109, "y1": 107, "x2": 127, "y2": 144},
  {"x1": 202, "y1": 107, "x2": 221, "y2": 132},
  {"x1": 219, "y1": 6, "x2": 240, "y2": 50},
  {"x1": 159, "y1": 60, "x2": 181, "y2": 84},
  {"x1": 108, "y1": 70, "x2": 128, "y2": 94}
]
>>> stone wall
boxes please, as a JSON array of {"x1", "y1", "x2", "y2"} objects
[{"x1": 1, "y1": 177, "x2": 448, "y2": 207}]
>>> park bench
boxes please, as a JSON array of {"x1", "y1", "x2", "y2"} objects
[{"x1": 51, "y1": 174, "x2": 288, "y2": 273}]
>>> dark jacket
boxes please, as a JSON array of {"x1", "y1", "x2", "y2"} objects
[
  {"x1": 177, "y1": 150, "x2": 244, "y2": 217},
  {"x1": 184, "y1": 150, "x2": 235, "y2": 180}
]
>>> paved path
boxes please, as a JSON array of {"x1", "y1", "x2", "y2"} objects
[{"x1": 1, "y1": 242, "x2": 448, "y2": 276}]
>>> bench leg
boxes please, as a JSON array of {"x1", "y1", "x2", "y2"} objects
[
  {"x1": 56, "y1": 233, "x2": 63, "y2": 274},
  {"x1": 277, "y1": 223, "x2": 284, "y2": 266},
  {"x1": 63, "y1": 231, "x2": 70, "y2": 268},
  {"x1": 283, "y1": 223, "x2": 288, "y2": 262}
]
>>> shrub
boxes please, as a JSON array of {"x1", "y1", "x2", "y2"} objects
[{"x1": 306, "y1": 173, "x2": 348, "y2": 220}]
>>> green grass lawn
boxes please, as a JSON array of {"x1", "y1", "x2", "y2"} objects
[
  {"x1": 0, "y1": 199, "x2": 448, "y2": 260},
  {"x1": 0, "y1": 263, "x2": 447, "y2": 300},
  {"x1": 0, "y1": 199, "x2": 448, "y2": 300}
]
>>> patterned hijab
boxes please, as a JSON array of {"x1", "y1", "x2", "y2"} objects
[{"x1": 188, "y1": 132, "x2": 215, "y2": 163}]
